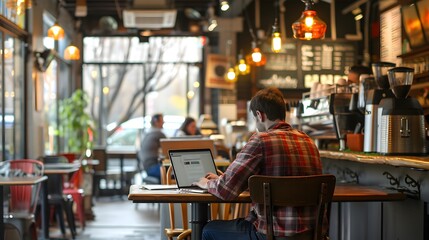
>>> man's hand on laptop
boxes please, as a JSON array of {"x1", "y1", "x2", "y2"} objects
[
  {"x1": 193, "y1": 172, "x2": 219, "y2": 189},
  {"x1": 193, "y1": 177, "x2": 209, "y2": 189}
]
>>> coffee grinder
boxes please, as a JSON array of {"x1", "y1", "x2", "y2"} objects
[
  {"x1": 378, "y1": 67, "x2": 426, "y2": 155},
  {"x1": 363, "y1": 62, "x2": 395, "y2": 152}
]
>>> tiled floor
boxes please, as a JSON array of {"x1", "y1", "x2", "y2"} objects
[
  {"x1": 45, "y1": 164, "x2": 162, "y2": 240},
  {"x1": 48, "y1": 197, "x2": 161, "y2": 240}
]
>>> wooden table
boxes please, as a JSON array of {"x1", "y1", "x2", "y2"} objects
[
  {"x1": 0, "y1": 176, "x2": 48, "y2": 240},
  {"x1": 106, "y1": 147, "x2": 137, "y2": 195},
  {"x1": 128, "y1": 183, "x2": 405, "y2": 240}
]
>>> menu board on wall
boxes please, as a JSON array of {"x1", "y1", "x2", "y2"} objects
[
  {"x1": 380, "y1": 6, "x2": 402, "y2": 64},
  {"x1": 301, "y1": 41, "x2": 356, "y2": 88},
  {"x1": 259, "y1": 41, "x2": 299, "y2": 89},
  {"x1": 257, "y1": 39, "x2": 357, "y2": 89}
]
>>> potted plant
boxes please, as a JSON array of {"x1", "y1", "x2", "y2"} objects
[{"x1": 59, "y1": 89, "x2": 95, "y2": 155}]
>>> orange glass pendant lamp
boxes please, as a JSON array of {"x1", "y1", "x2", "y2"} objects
[
  {"x1": 292, "y1": 0, "x2": 327, "y2": 40},
  {"x1": 64, "y1": 45, "x2": 80, "y2": 60},
  {"x1": 246, "y1": 42, "x2": 266, "y2": 66},
  {"x1": 47, "y1": 22, "x2": 65, "y2": 40}
]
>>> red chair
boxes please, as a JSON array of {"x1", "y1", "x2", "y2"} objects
[{"x1": 0, "y1": 159, "x2": 44, "y2": 240}]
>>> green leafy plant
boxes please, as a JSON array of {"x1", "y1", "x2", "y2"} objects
[{"x1": 59, "y1": 89, "x2": 95, "y2": 153}]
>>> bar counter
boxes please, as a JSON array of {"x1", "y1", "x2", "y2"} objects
[
  {"x1": 319, "y1": 150, "x2": 429, "y2": 170},
  {"x1": 319, "y1": 150, "x2": 429, "y2": 240}
]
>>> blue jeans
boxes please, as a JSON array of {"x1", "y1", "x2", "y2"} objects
[
  {"x1": 146, "y1": 163, "x2": 161, "y2": 182},
  {"x1": 202, "y1": 218, "x2": 266, "y2": 240}
]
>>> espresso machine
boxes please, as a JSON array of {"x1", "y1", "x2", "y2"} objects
[
  {"x1": 378, "y1": 67, "x2": 426, "y2": 155},
  {"x1": 363, "y1": 62, "x2": 395, "y2": 152}
]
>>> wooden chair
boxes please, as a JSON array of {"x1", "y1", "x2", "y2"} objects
[
  {"x1": 164, "y1": 165, "x2": 191, "y2": 240},
  {"x1": 248, "y1": 174, "x2": 336, "y2": 240},
  {"x1": 0, "y1": 159, "x2": 44, "y2": 240}
]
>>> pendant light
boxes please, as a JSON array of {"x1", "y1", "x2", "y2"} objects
[
  {"x1": 224, "y1": 40, "x2": 238, "y2": 83},
  {"x1": 271, "y1": 0, "x2": 282, "y2": 53},
  {"x1": 245, "y1": 0, "x2": 266, "y2": 66},
  {"x1": 64, "y1": 44, "x2": 80, "y2": 60},
  {"x1": 235, "y1": 51, "x2": 250, "y2": 75},
  {"x1": 246, "y1": 41, "x2": 267, "y2": 66},
  {"x1": 47, "y1": 1, "x2": 64, "y2": 40},
  {"x1": 225, "y1": 67, "x2": 238, "y2": 82},
  {"x1": 292, "y1": 0, "x2": 327, "y2": 40},
  {"x1": 271, "y1": 19, "x2": 282, "y2": 53},
  {"x1": 47, "y1": 22, "x2": 65, "y2": 40}
]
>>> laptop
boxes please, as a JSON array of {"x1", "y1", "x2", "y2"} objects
[{"x1": 168, "y1": 148, "x2": 218, "y2": 193}]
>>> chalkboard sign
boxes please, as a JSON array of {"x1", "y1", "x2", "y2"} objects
[
  {"x1": 257, "y1": 39, "x2": 357, "y2": 89},
  {"x1": 258, "y1": 41, "x2": 299, "y2": 89}
]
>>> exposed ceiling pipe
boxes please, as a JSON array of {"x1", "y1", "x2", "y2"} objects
[{"x1": 330, "y1": 0, "x2": 337, "y2": 40}]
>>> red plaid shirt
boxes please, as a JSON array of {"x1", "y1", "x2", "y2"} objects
[{"x1": 207, "y1": 121, "x2": 322, "y2": 237}]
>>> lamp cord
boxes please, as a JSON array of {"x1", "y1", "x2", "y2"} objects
[{"x1": 243, "y1": 5, "x2": 257, "y2": 43}]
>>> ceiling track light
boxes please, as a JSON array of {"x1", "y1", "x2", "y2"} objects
[
  {"x1": 220, "y1": 0, "x2": 230, "y2": 12},
  {"x1": 292, "y1": 0, "x2": 327, "y2": 40}
]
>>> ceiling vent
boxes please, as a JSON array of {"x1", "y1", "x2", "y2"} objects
[{"x1": 123, "y1": 9, "x2": 177, "y2": 29}]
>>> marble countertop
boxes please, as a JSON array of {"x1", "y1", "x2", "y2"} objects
[{"x1": 319, "y1": 150, "x2": 429, "y2": 171}]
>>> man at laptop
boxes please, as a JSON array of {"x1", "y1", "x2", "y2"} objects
[{"x1": 195, "y1": 87, "x2": 323, "y2": 240}]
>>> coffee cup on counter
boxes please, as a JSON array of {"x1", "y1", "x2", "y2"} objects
[{"x1": 347, "y1": 133, "x2": 364, "y2": 152}]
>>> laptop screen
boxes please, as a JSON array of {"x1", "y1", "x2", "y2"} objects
[{"x1": 168, "y1": 149, "x2": 218, "y2": 188}]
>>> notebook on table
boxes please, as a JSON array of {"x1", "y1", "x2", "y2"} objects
[{"x1": 168, "y1": 148, "x2": 218, "y2": 193}]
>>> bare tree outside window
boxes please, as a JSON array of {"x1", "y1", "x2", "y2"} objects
[{"x1": 83, "y1": 36, "x2": 203, "y2": 146}]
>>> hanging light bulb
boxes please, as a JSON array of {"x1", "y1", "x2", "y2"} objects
[
  {"x1": 47, "y1": 22, "x2": 65, "y2": 40},
  {"x1": 292, "y1": 0, "x2": 327, "y2": 40},
  {"x1": 235, "y1": 53, "x2": 250, "y2": 75},
  {"x1": 64, "y1": 44, "x2": 80, "y2": 60},
  {"x1": 225, "y1": 67, "x2": 238, "y2": 82},
  {"x1": 271, "y1": 18, "x2": 282, "y2": 53},
  {"x1": 220, "y1": 0, "x2": 230, "y2": 12},
  {"x1": 246, "y1": 41, "x2": 267, "y2": 66}
]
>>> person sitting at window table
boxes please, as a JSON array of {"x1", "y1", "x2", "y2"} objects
[
  {"x1": 194, "y1": 87, "x2": 324, "y2": 240},
  {"x1": 175, "y1": 117, "x2": 201, "y2": 137},
  {"x1": 138, "y1": 113, "x2": 167, "y2": 182}
]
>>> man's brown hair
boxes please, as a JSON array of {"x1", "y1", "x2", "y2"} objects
[{"x1": 249, "y1": 87, "x2": 286, "y2": 121}]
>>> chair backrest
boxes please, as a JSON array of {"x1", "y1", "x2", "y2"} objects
[
  {"x1": 248, "y1": 174, "x2": 336, "y2": 240},
  {"x1": 0, "y1": 159, "x2": 44, "y2": 214},
  {"x1": 165, "y1": 166, "x2": 189, "y2": 232},
  {"x1": 39, "y1": 155, "x2": 72, "y2": 195},
  {"x1": 92, "y1": 147, "x2": 107, "y2": 172}
]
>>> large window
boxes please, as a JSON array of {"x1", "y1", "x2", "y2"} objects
[
  {"x1": 0, "y1": 33, "x2": 25, "y2": 160},
  {"x1": 41, "y1": 12, "x2": 72, "y2": 155},
  {"x1": 83, "y1": 36, "x2": 204, "y2": 147}
]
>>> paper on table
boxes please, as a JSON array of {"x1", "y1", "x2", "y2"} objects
[{"x1": 141, "y1": 184, "x2": 178, "y2": 190}]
